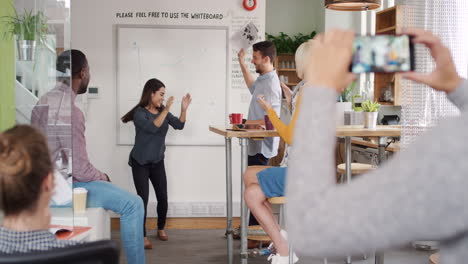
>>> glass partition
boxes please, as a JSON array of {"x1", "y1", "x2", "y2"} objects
[{"x1": 13, "y1": 0, "x2": 73, "y2": 228}]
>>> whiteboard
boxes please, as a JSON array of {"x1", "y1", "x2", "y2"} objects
[{"x1": 116, "y1": 25, "x2": 228, "y2": 145}]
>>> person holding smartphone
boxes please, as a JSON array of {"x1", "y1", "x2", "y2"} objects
[
  {"x1": 287, "y1": 28, "x2": 468, "y2": 264},
  {"x1": 121, "y1": 78, "x2": 192, "y2": 249}
]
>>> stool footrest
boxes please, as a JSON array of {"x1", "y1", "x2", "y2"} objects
[
  {"x1": 337, "y1": 163, "x2": 375, "y2": 175},
  {"x1": 248, "y1": 225, "x2": 267, "y2": 236}
]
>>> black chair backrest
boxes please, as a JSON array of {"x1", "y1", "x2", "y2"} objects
[{"x1": 0, "y1": 240, "x2": 119, "y2": 264}]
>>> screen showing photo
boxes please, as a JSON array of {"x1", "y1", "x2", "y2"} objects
[{"x1": 352, "y1": 35, "x2": 411, "y2": 73}]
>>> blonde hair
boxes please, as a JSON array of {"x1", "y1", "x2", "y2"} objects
[
  {"x1": 0, "y1": 125, "x2": 52, "y2": 215},
  {"x1": 295, "y1": 40, "x2": 314, "y2": 80}
]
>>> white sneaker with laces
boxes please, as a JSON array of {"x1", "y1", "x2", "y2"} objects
[
  {"x1": 268, "y1": 230, "x2": 289, "y2": 250},
  {"x1": 267, "y1": 253, "x2": 299, "y2": 264},
  {"x1": 268, "y1": 230, "x2": 298, "y2": 262}
]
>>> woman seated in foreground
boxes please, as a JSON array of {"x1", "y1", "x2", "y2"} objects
[{"x1": 0, "y1": 125, "x2": 77, "y2": 253}]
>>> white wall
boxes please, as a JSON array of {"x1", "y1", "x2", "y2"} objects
[
  {"x1": 266, "y1": 0, "x2": 325, "y2": 35},
  {"x1": 71, "y1": 0, "x2": 349, "y2": 218},
  {"x1": 71, "y1": 0, "x2": 265, "y2": 217},
  {"x1": 325, "y1": 9, "x2": 362, "y2": 31}
]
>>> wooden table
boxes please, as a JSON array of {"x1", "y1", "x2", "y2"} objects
[
  {"x1": 336, "y1": 125, "x2": 401, "y2": 264},
  {"x1": 209, "y1": 125, "x2": 401, "y2": 264},
  {"x1": 209, "y1": 126, "x2": 279, "y2": 264}
]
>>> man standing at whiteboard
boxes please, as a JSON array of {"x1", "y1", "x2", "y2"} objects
[{"x1": 238, "y1": 41, "x2": 282, "y2": 232}]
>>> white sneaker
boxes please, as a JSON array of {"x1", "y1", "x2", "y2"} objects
[
  {"x1": 267, "y1": 253, "x2": 299, "y2": 264},
  {"x1": 268, "y1": 230, "x2": 298, "y2": 262},
  {"x1": 268, "y1": 230, "x2": 289, "y2": 250}
]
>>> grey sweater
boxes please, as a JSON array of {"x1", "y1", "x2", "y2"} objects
[
  {"x1": 286, "y1": 80, "x2": 468, "y2": 263},
  {"x1": 129, "y1": 107, "x2": 185, "y2": 166}
]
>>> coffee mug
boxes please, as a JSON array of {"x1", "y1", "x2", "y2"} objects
[
  {"x1": 264, "y1": 115, "x2": 274, "y2": 130},
  {"x1": 73, "y1": 187, "x2": 88, "y2": 213},
  {"x1": 229, "y1": 113, "x2": 243, "y2": 124}
]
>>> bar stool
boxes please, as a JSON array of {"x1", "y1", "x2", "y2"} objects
[
  {"x1": 247, "y1": 196, "x2": 295, "y2": 263},
  {"x1": 337, "y1": 163, "x2": 374, "y2": 183},
  {"x1": 247, "y1": 225, "x2": 271, "y2": 246},
  {"x1": 337, "y1": 163, "x2": 373, "y2": 264}
]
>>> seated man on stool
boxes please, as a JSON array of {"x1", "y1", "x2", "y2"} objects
[{"x1": 31, "y1": 50, "x2": 145, "y2": 264}]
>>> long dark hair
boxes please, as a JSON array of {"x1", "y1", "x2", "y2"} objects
[{"x1": 121, "y1": 78, "x2": 166, "y2": 123}]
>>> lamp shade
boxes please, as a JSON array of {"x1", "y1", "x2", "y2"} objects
[{"x1": 325, "y1": 0, "x2": 381, "y2": 11}]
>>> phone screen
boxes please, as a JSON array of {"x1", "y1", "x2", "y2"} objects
[{"x1": 351, "y1": 35, "x2": 414, "y2": 73}]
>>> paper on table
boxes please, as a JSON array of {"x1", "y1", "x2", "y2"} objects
[
  {"x1": 51, "y1": 170, "x2": 73, "y2": 205},
  {"x1": 50, "y1": 225, "x2": 92, "y2": 241},
  {"x1": 49, "y1": 226, "x2": 72, "y2": 234},
  {"x1": 230, "y1": 21, "x2": 260, "y2": 52}
]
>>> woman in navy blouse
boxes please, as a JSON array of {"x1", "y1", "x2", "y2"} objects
[{"x1": 121, "y1": 78, "x2": 191, "y2": 249}]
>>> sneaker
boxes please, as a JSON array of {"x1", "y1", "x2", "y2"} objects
[
  {"x1": 268, "y1": 230, "x2": 289, "y2": 251},
  {"x1": 267, "y1": 230, "x2": 298, "y2": 263},
  {"x1": 267, "y1": 253, "x2": 299, "y2": 264}
]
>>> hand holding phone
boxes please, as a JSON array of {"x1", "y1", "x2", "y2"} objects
[{"x1": 400, "y1": 28, "x2": 462, "y2": 93}]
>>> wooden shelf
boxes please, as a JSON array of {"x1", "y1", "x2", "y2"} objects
[
  {"x1": 275, "y1": 54, "x2": 301, "y2": 87},
  {"x1": 378, "y1": 101, "x2": 394, "y2": 106},
  {"x1": 376, "y1": 26, "x2": 396, "y2": 34},
  {"x1": 376, "y1": 6, "x2": 396, "y2": 16},
  {"x1": 351, "y1": 139, "x2": 400, "y2": 152},
  {"x1": 374, "y1": 5, "x2": 403, "y2": 106}
]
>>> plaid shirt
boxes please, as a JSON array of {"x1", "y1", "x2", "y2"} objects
[
  {"x1": 0, "y1": 227, "x2": 77, "y2": 254},
  {"x1": 32, "y1": 83, "x2": 107, "y2": 182}
]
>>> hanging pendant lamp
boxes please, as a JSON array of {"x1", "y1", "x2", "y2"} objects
[{"x1": 325, "y1": 0, "x2": 381, "y2": 11}]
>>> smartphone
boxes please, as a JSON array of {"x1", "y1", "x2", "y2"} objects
[{"x1": 351, "y1": 34, "x2": 415, "y2": 73}]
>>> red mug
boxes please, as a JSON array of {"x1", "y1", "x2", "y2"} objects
[
  {"x1": 264, "y1": 115, "x2": 274, "y2": 130},
  {"x1": 229, "y1": 113, "x2": 243, "y2": 124}
]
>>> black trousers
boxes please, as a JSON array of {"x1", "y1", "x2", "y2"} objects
[
  {"x1": 247, "y1": 153, "x2": 269, "y2": 226},
  {"x1": 131, "y1": 158, "x2": 168, "y2": 236}
]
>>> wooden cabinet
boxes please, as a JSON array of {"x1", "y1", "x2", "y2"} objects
[
  {"x1": 374, "y1": 5, "x2": 404, "y2": 106},
  {"x1": 274, "y1": 54, "x2": 300, "y2": 88}
]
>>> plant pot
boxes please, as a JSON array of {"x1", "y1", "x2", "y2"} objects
[
  {"x1": 17, "y1": 40, "x2": 36, "y2": 61},
  {"x1": 363, "y1": 112, "x2": 378, "y2": 129},
  {"x1": 336, "y1": 102, "x2": 352, "y2": 126}
]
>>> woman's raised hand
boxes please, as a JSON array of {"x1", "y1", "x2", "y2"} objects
[
  {"x1": 181, "y1": 93, "x2": 192, "y2": 112},
  {"x1": 257, "y1": 94, "x2": 272, "y2": 112},
  {"x1": 165, "y1": 96, "x2": 175, "y2": 112}
]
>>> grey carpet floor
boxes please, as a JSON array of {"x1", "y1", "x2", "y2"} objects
[{"x1": 111, "y1": 229, "x2": 435, "y2": 264}]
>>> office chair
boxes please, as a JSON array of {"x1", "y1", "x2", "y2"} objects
[{"x1": 0, "y1": 240, "x2": 120, "y2": 264}]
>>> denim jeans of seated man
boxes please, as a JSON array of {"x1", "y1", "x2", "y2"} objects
[{"x1": 52, "y1": 180, "x2": 145, "y2": 264}]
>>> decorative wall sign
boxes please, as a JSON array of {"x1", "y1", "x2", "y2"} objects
[{"x1": 243, "y1": 0, "x2": 257, "y2": 11}]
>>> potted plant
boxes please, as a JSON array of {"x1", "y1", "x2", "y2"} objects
[
  {"x1": 2, "y1": 8, "x2": 48, "y2": 61},
  {"x1": 361, "y1": 100, "x2": 381, "y2": 129},
  {"x1": 266, "y1": 31, "x2": 316, "y2": 54}
]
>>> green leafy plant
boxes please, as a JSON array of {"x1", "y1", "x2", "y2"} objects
[
  {"x1": 1, "y1": 8, "x2": 48, "y2": 43},
  {"x1": 340, "y1": 80, "x2": 357, "y2": 102},
  {"x1": 266, "y1": 31, "x2": 316, "y2": 54},
  {"x1": 361, "y1": 100, "x2": 381, "y2": 112}
]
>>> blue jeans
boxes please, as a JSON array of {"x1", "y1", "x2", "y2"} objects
[{"x1": 74, "y1": 181, "x2": 145, "y2": 264}]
